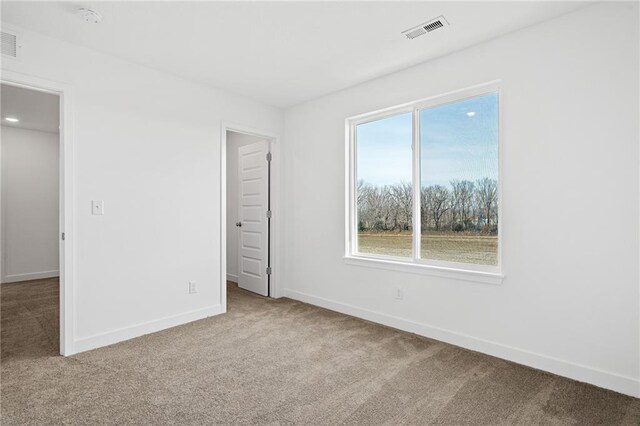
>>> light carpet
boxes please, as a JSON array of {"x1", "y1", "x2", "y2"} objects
[{"x1": 1, "y1": 279, "x2": 639, "y2": 425}]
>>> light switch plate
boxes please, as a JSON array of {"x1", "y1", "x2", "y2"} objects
[{"x1": 92, "y1": 200, "x2": 104, "y2": 215}]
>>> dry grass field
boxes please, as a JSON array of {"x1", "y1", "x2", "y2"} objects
[{"x1": 358, "y1": 231, "x2": 498, "y2": 265}]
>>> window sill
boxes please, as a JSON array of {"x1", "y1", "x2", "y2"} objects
[{"x1": 343, "y1": 255, "x2": 504, "y2": 285}]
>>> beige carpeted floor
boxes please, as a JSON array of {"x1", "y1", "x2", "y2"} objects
[{"x1": 1, "y1": 279, "x2": 639, "y2": 425}]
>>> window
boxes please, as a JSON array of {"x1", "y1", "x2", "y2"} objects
[
  {"x1": 356, "y1": 112, "x2": 413, "y2": 257},
  {"x1": 347, "y1": 84, "x2": 501, "y2": 279}
]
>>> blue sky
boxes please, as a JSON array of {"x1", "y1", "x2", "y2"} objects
[{"x1": 356, "y1": 93, "x2": 498, "y2": 187}]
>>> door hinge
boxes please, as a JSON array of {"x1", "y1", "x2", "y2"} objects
[
  {"x1": 266, "y1": 152, "x2": 272, "y2": 162},
  {"x1": 266, "y1": 210, "x2": 272, "y2": 218},
  {"x1": 61, "y1": 232, "x2": 65, "y2": 241},
  {"x1": 266, "y1": 267, "x2": 272, "y2": 275}
]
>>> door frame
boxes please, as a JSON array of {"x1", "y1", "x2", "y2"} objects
[
  {"x1": 0, "y1": 70, "x2": 75, "y2": 356},
  {"x1": 220, "y1": 122, "x2": 281, "y2": 309}
]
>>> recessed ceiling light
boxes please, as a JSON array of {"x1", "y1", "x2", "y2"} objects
[
  {"x1": 77, "y1": 8, "x2": 102, "y2": 24},
  {"x1": 4, "y1": 117, "x2": 19, "y2": 122},
  {"x1": 466, "y1": 112, "x2": 476, "y2": 117}
]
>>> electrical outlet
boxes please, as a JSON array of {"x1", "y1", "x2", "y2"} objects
[
  {"x1": 189, "y1": 280, "x2": 197, "y2": 294},
  {"x1": 395, "y1": 286, "x2": 404, "y2": 300},
  {"x1": 91, "y1": 200, "x2": 104, "y2": 215}
]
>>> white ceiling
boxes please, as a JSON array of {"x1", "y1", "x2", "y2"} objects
[
  {"x1": 1, "y1": 84, "x2": 60, "y2": 133},
  {"x1": 1, "y1": 1, "x2": 589, "y2": 108}
]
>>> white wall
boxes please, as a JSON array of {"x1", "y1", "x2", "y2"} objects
[
  {"x1": 1, "y1": 25, "x2": 283, "y2": 353},
  {"x1": 282, "y1": 2, "x2": 639, "y2": 397},
  {"x1": 1, "y1": 126, "x2": 59, "y2": 283},
  {"x1": 226, "y1": 131, "x2": 266, "y2": 281}
]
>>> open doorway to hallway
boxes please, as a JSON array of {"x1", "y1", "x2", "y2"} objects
[
  {"x1": 1, "y1": 83, "x2": 61, "y2": 358},
  {"x1": 225, "y1": 130, "x2": 271, "y2": 297}
]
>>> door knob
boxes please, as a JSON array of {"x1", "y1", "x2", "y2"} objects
[{"x1": 236, "y1": 222, "x2": 242, "y2": 227}]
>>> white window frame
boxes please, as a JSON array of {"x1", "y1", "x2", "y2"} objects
[{"x1": 344, "y1": 81, "x2": 504, "y2": 285}]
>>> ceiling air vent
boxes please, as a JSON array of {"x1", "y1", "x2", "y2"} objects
[
  {"x1": 1, "y1": 31, "x2": 18, "y2": 58},
  {"x1": 402, "y1": 16, "x2": 449, "y2": 40}
]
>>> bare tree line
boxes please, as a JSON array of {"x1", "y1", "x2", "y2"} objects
[{"x1": 357, "y1": 178, "x2": 498, "y2": 234}]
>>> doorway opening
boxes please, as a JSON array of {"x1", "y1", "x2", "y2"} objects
[
  {"x1": 1, "y1": 83, "x2": 61, "y2": 358},
  {"x1": 225, "y1": 130, "x2": 272, "y2": 298}
]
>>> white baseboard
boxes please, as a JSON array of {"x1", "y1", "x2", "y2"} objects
[
  {"x1": 226, "y1": 273, "x2": 238, "y2": 282},
  {"x1": 73, "y1": 304, "x2": 224, "y2": 354},
  {"x1": 2, "y1": 270, "x2": 59, "y2": 283},
  {"x1": 283, "y1": 288, "x2": 639, "y2": 398}
]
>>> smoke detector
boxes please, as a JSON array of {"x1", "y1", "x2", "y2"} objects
[
  {"x1": 402, "y1": 16, "x2": 449, "y2": 40},
  {"x1": 77, "y1": 8, "x2": 102, "y2": 24}
]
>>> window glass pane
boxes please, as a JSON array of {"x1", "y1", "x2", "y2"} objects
[
  {"x1": 356, "y1": 112, "x2": 413, "y2": 257},
  {"x1": 419, "y1": 93, "x2": 499, "y2": 265}
]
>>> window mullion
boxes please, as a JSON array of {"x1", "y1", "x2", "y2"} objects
[{"x1": 412, "y1": 109, "x2": 421, "y2": 260}]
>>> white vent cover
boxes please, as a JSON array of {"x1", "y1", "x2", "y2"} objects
[
  {"x1": 1, "y1": 31, "x2": 18, "y2": 58},
  {"x1": 402, "y1": 16, "x2": 449, "y2": 40}
]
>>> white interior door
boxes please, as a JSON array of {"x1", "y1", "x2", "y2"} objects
[{"x1": 236, "y1": 140, "x2": 270, "y2": 296}]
